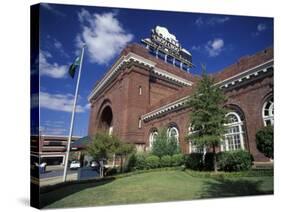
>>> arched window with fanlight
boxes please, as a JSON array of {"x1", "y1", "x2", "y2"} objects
[
  {"x1": 167, "y1": 126, "x2": 179, "y2": 144},
  {"x1": 188, "y1": 124, "x2": 206, "y2": 153},
  {"x1": 222, "y1": 112, "x2": 245, "y2": 151},
  {"x1": 149, "y1": 129, "x2": 158, "y2": 148},
  {"x1": 263, "y1": 96, "x2": 274, "y2": 126}
]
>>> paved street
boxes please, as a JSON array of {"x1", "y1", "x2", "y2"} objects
[
  {"x1": 39, "y1": 166, "x2": 100, "y2": 186},
  {"x1": 40, "y1": 169, "x2": 77, "y2": 179}
]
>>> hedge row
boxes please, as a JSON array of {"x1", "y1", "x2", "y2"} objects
[
  {"x1": 185, "y1": 150, "x2": 253, "y2": 172},
  {"x1": 128, "y1": 153, "x2": 184, "y2": 170}
]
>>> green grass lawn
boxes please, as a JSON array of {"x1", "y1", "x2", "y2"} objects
[{"x1": 40, "y1": 170, "x2": 273, "y2": 209}]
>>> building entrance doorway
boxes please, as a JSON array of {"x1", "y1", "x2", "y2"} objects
[{"x1": 98, "y1": 105, "x2": 113, "y2": 135}]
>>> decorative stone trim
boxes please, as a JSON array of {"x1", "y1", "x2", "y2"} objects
[
  {"x1": 152, "y1": 67, "x2": 193, "y2": 86},
  {"x1": 215, "y1": 59, "x2": 273, "y2": 89},
  {"x1": 88, "y1": 53, "x2": 193, "y2": 101},
  {"x1": 142, "y1": 96, "x2": 190, "y2": 121},
  {"x1": 142, "y1": 59, "x2": 273, "y2": 122}
]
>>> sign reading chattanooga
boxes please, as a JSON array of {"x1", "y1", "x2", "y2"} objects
[
  {"x1": 141, "y1": 26, "x2": 194, "y2": 71},
  {"x1": 152, "y1": 26, "x2": 181, "y2": 52}
]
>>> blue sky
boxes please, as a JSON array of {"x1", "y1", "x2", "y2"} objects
[{"x1": 38, "y1": 3, "x2": 273, "y2": 136}]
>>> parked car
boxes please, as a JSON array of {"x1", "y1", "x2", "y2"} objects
[
  {"x1": 70, "y1": 160, "x2": 80, "y2": 170},
  {"x1": 90, "y1": 161, "x2": 100, "y2": 170},
  {"x1": 35, "y1": 162, "x2": 47, "y2": 174}
]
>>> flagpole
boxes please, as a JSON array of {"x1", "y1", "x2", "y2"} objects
[{"x1": 63, "y1": 44, "x2": 85, "y2": 182}]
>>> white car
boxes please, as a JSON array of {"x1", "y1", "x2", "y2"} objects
[
  {"x1": 90, "y1": 161, "x2": 99, "y2": 169},
  {"x1": 70, "y1": 160, "x2": 80, "y2": 169}
]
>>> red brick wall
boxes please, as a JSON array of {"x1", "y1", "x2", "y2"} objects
[
  {"x1": 223, "y1": 75, "x2": 273, "y2": 161},
  {"x1": 88, "y1": 45, "x2": 273, "y2": 162},
  {"x1": 88, "y1": 64, "x2": 188, "y2": 145}
]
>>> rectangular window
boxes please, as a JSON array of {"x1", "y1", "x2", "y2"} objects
[
  {"x1": 139, "y1": 86, "x2": 142, "y2": 95},
  {"x1": 138, "y1": 118, "x2": 142, "y2": 129}
]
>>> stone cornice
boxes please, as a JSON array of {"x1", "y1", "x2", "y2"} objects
[
  {"x1": 142, "y1": 96, "x2": 190, "y2": 122},
  {"x1": 215, "y1": 59, "x2": 273, "y2": 89},
  {"x1": 152, "y1": 67, "x2": 193, "y2": 86},
  {"x1": 88, "y1": 52, "x2": 193, "y2": 101}
]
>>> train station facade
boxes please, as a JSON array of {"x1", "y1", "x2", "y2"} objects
[{"x1": 87, "y1": 27, "x2": 273, "y2": 162}]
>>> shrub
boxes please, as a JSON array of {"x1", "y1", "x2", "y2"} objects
[
  {"x1": 126, "y1": 153, "x2": 137, "y2": 172},
  {"x1": 185, "y1": 153, "x2": 204, "y2": 170},
  {"x1": 145, "y1": 155, "x2": 160, "y2": 169},
  {"x1": 160, "y1": 155, "x2": 172, "y2": 167},
  {"x1": 105, "y1": 167, "x2": 118, "y2": 176},
  {"x1": 218, "y1": 150, "x2": 252, "y2": 172},
  {"x1": 256, "y1": 126, "x2": 274, "y2": 159},
  {"x1": 134, "y1": 153, "x2": 147, "y2": 170},
  {"x1": 171, "y1": 154, "x2": 184, "y2": 166},
  {"x1": 152, "y1": 128, "x2": 179, "y2": 157},
  {"x1": 202, "y1": 153, "x2": 215, "y2": 171}
]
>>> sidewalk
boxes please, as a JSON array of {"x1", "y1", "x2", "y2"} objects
[{"x1": 40, "y1": 173, "x2": 77, "y2": 187}]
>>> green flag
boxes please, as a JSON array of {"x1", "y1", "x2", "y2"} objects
[{"x1": 68, "y1": 56, "x2": 81, "y2": 78}]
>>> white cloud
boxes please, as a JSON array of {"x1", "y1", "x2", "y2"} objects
[
  {"x1": 252, "y1": 23, "x2": 267, "y2": 37},
  {"x1": 195, "y1": 17, "x2": 204, "y2": 26},
  {"x1": 54, "y1": 39, "x2": 62, "y2": 49},
  {"x1": 40, "y1": 91, "x2": 88, "y2": 113},
  {"x1": 41, "y1": 3, "x2": 65, "y2": 17},
  {"x1": 191, "y1": 38, "x2": 225, "y2": 57},
  {"x1": 53, "y1": 38, "x2": 69, "y2": 58},
  {"x1": 39, "y1": 121, "x2": 68, "y2": 135},
  {"x1": 195, "y1": 16, "x2": 230, "y2": 26},
  {"x1": 84, "y1": 103, "x2": 90, "y2": 109},
  {"x1": 205, "y1": 38, "x2": 224, "y2": 57},
  {"x1": 40, "y1": 120, "x2": 67, "y2": 135},
  {"x1": 191, "y1": 45, "x2": 201, "y2": 51},
  {"x1": 257, "y1": 23, "x2": 267, "y2": 32},
  {"x1": 39, "y1": 50, "x2": 68, "y2": 78},
  {"x1": 209, "y1": 17, "x2": 230, "y2": 25},
  {"x1": 76, "y1": 9, "x2": 133, "y2": 65}
]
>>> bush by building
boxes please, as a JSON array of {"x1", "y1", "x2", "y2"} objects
[
  {"x1": 152, "y1": 128, "x2": 179, "y2": 157},
  {"x1": 160, "y1": 155, "x2": 172, "y2": 167},
  {"x1": 145, "y1": 155, "x2": 160, "y2": 169},
  {"x1": 185, "y1": 153, "x2": 204, "y2": 170},
  {"x1": 134, "y1": 153, "x2": 148, "y2": 170},
  {"x1": 184, "y1": 151, "x2": 252, "y2": 172},
  {"x1": 128, "y1": 153, "x2": 185, "y2": 170},
  {"x1": 171, "y1": 154, "x2": 184, "y2": 166},
  {"x1": 256, "y1": 125, "x2": 273, "y2": 159},
  {"x1": 203, "y1": 153, "x2": 215, "y2": 171},
  {"x1": 218, "y1": 150, "x2": 252, "y2": 172}
]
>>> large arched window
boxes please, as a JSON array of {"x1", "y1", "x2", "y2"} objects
[
  {"x1": 263, "y1": 96, "x2": 274, "y2": 126},
  {"x1": 149, "y1": 130, "x2": 158, "y2": 148},
  {"x1": 222, "y1": 112, "x2": 245, "y2": 151},
  {"x1": 167, "y1": 126, "x2": 179, "y2": 144},
  {"x1": 188, "y1": 125, "x2": 206, "y2": 153}
]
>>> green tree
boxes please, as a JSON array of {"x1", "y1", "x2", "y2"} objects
[
  {"x1": 152, "y1": 128, "x2": 179, "y2": 157},
  {"x1": 116, "y1": 142, "x2": 136, "y2": 172},
  {"x1": 256, "y1": 125, "x2": 274, "y2": 159},
  {"x1": 186, "y1": 67, "x2": 227, "y2": 172},
  {"x1": 87, "y1": 132, "x2": 135, "y2": 176}
]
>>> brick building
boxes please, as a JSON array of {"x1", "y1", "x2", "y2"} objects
[
  {"x1": 37, "y1": 135, "x2": 81, "y2": 165},
  {"x1": 87, "y1": 27, "x2": 273, "y2": 162}
]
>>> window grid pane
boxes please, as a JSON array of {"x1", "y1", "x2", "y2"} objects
[{"x1": 223, "y1": 112, "x2": 244, "y2": 152}]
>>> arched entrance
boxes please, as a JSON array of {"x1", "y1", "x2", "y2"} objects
[{"x1": 98, "y1": 105, "x2": 113, "y2": 135}]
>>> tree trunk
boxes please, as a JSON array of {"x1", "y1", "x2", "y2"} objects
[
  {"x1": 213, "y1": 144, "x2": 218, "y2": 172},
  {"x1": 79, "y1": 153, "x2": 84, "y2": 167},
  {"x1": 120, "y1": 155, "x2": 123, "y2": 173},
  {"x1": 113, "y1": 154, "x2": 116, "y2": 167}
]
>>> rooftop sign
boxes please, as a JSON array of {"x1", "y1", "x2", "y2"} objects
[{"x1": 141, "y1": 26, "x2": 194, "y2": 71}]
